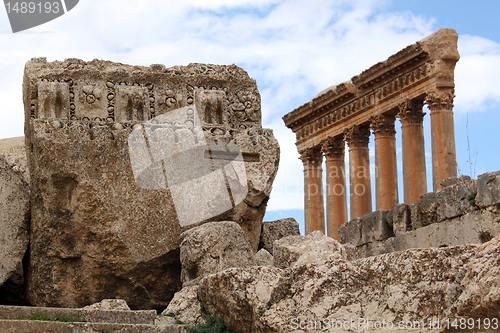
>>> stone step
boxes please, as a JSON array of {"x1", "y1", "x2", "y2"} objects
[
  {"x1": 0, "y1": 319, "x2": 190, "y2": 333},
  {"x1": 0, "y1": 305, "x2": 157, "y2": 325}
]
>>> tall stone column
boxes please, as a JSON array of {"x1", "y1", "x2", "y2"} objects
[
  {"x1": 345, "y1": 125, "x2": 372, "y2": 219},
  {"x1": 299, "y1": 147, "x2": 325, "y2": 235},
  {"x1": 371, "y1": 114, "x2": 398, "y2": 211},
  {"x1": 426, "y1": 89, "x2": 457, "y2": 191},
  {"x1": 322, "y1": 136, "x2": 347, "y2": 240},
  {"x1": 398, "y1": 100, "x2": 427, "y2": 205}
]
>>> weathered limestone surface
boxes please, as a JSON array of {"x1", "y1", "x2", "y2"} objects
[
  {"x1": 83, "y1": 299, "x2": 130, "y2": 311},
  {"x1": 162, "y1": 286, "x2": 204, "y2": 326},
  {"x1": 273, "y1": 230, "x2": 345, "y2": 269},
  {"x1": 391, "y1": 208, "x2": 500, "y2": 253},
  {"x1": 259, "y1": 218, "x2": 300, "y2": 255},
  {"x1": 0, "y1": 137, "x2": 28, "y2": 183},
  {"x1": 361, "y1": 210, "x2": 393, "y2": 244},
  {"x1": 338, "y1": 217, "x2": 361, "y2": 246},
  {"x1": 23, "y1": 58, "x2": 279, "y2": 309},
  {"x1": 254, "y1": 248, "x2": 273, "y2": 267},
  {"x1": 199, "y1": 238, "x2": 500, "y2": 333},
  {"x1": 477, "y1": 171, "x2": 500, "y2": 208},
  {"x1": 457, "y1": 236, "x2": 500, "y2": 318},
  {"x1": 179, "y1": 221, "x2": 255, "y2": 286},
  {"x1": 0, "y1": 157, "x2": 29, "y2": 288},
  {"x1": 198, "y1": 266, "x2": 283, "y2": 333},
  {"x1": 436, "y1": 178, "x2": 477, "y2": 221}
]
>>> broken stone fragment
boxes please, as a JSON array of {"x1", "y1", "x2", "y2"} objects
[
  {"x1": 0, "y1": 157, "x2": 29, "y2": 288},
  {"x1": 259, "y1": 217, "x2": 300, "y2": 255},
  {"x1": 180, "y1": 221, "x2": 256, "y2": 286},
  {"x1": 273, "y1": 230, "x2": 346, "y2": 269}
]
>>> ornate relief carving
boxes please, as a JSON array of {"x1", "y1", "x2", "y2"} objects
[
  {"x1": 299, "y1": 147, "x2": 323, "y2": 167},
  {"x1": 397, "y1": 99, "x2": 425, "y2": 125},
  {"x1": 106, "y1": 81, "x2": 116, "y2": 122},
  {"x1": 321, "y1": 136, "x2": 345, "y2": 160},
  {"x1": 344, "y1": 125, "x2": 370, "y2": 148},
  {"x1": 425, "y1": 89, "x2": 455, "y2": 112},
  {"x1": 370, "y1": 114, "x2": 396, "y2": 137}
]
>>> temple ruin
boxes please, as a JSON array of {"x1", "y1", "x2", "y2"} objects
[{"x1": 283, "y1": 28, "x2": 460, "y2": 239}]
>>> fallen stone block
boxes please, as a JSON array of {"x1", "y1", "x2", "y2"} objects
[
  {"x1": 436, "y1": 178, "x2": 477, "y2": 221},
  {"x1": 476, "y1": 171, "x2": 500, "y2": 208},
  {"x1": 254, "y1": 248, "x2": 273, "y2": 267},
  {"x1": 180, "y1": 221, "x2": 255, "y2": 286},
  {"x1": 0, "y1": 157, "x2": 29, "y2": 288},
  {"x1": 259, "y1": 217, "x2": 300, "y2": 255},
  {"x1": 338, "y1": 217, "x2": 362, "y2": 246},
  {"x1": 390, "y1": 204, "x2": 410, "y2": 236},
  {"x1": 23, "y1": 58, "x2": 279, "y2": 309},
  {"x1": 361, "y1": 209, "x2": 392, "y2": 244},
  {"x1": 417, "y1": 192, "x2": 438, "y2": 227},
  {"x1": 273, "y1": 230, "x2": 345, "y2": 269}
]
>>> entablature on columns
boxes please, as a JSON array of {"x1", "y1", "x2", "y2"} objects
[{"x1": 283, "y1": 28, "x2": 459, "y2": 152}]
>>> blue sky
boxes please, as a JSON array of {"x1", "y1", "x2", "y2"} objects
[{"x1": 1, "y1": 0, "x2": 499, "y2": 235}]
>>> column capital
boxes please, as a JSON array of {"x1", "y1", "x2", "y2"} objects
[
  {"x1": 299, "y1": 147, "x2": 322, "y2": 168},
  {"x1": 370, "y1": 114, "x2": 396, "y2": 137},
  {"x1": 344, "y1": 125, "x2": 370, "y2": 148},
  {"x1": 321, "y1": 136, "x2": 345, "y2": 161},
  {"x1": 398, "y1": 99, "x2": 425, "y2": 125},
  {"x1": 425, "y1": 89, "x2": 455, "y2": 112}
]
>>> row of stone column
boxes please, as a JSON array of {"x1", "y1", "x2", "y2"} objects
[{"x1": 300, "y1": 93, "x2": 456, "y2": 240}]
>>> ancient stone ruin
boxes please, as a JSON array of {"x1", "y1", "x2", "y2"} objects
[
  {"x1": 283, "y1": 28, "x2": 460, "y2": 240},
  {"x1": 21, "y1": 58, "x2": 279, "y2": 309}
]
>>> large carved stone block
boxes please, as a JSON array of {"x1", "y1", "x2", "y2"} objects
[{"x1": 23, "y1": 58, "x2": 279, "y2": 309}]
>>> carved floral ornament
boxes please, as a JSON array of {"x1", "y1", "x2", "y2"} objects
[
  {"x1": 321, "y1": 136, "x2": 345, "y2": 160},
  {"x1": 425, "y1": 89, "x2": 455, "y2": 112},
  {"x1": 370, "y1": 114, "x2": 396, "y2": 137},
  {"x1": 344, "y1": 125, "x2": 370, "y2": 148},
  {"x1": 230, "y1": 90, "x2": 260, "y2": 122},
  {"x1": 397, "y1": 99, "x2": 425, "y2": 125},
  {"x1": 298, "y1": 147, "x2": 323, "y2": 166}
]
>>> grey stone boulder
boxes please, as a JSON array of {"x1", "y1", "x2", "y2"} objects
[
  {"x1": 338, "y1": 217, "x2": 362, "y2": 246},
  {"x1": 180, "y1": 221, "x2": 255, "y2": 286},
  {"x1": 440, "y1": 174, "x2": 471, "y2": 188},
  {"x1": 162, "y1": 286, "x2": 204, "y2": 326},
  {"x1": 361, "y1": 210, "x2": 392, "y2": 244},
  {"x1": 436, "y1": 179, "x2": 477, "y2": 221},
  {"x1": 0, "y1": 157, "x2": 29, "y2": 287},
  {"x1": 388, "y1": 204, "x2": 410, "y2": 236},
  {"x1": 254, "y1": 248, "x2": 273, "y2": 267},
  {"x1": 273, "y1": 230, "x2": 345, "y2": 269},
  {"x1": 259, "y1": 218, "x2": 300, "y2": 255},
  {"x1": 0, "y1": 136, "x2": 29, "y2": 183},
  {"x1": 476, "y1": 171, "x2": 500, "y2": 208},
  {"x1": 417, "y1": 192, "x2": 438, "y2": 227}
]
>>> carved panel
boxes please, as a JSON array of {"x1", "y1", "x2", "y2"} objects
[
  {"x1": 37, "y1": 81, "x2": 70, "y2": 119},
  {"x1": 114, "y1": 84, "x2": 150, "y2": 123},
  {"x1": 74, "y1": 83, "x2": 108, "y2": 121}
]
